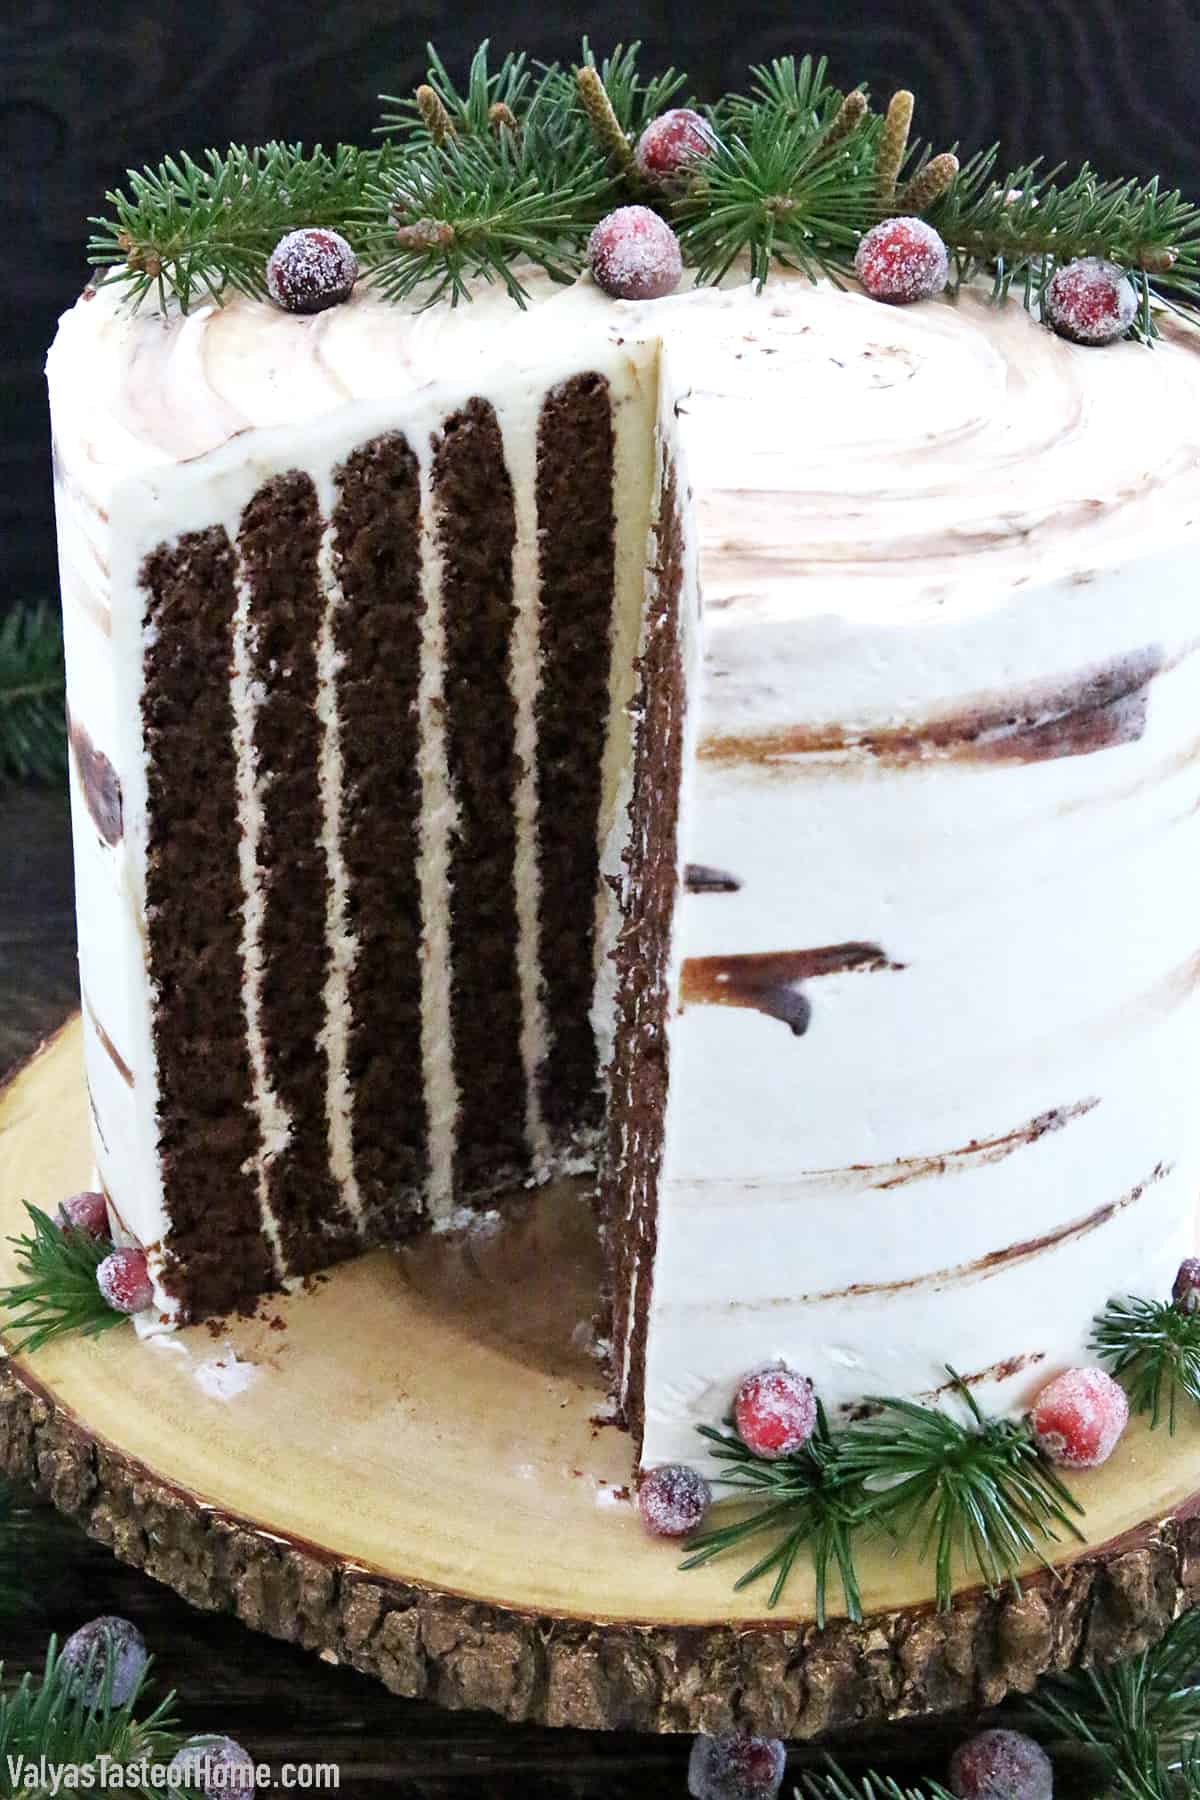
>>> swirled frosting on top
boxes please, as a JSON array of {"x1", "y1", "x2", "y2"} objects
[{"x1": 49, "y1": 266, "x2": 1200, "y2": 627}]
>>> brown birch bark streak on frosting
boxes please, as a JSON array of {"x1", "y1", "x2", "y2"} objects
[
  {"x1": 814, "y1": 1096, "x2": 1101, "y2": 1190},
  {"x1": 331, "y1": 435, "x2": 429, "y2": 1233},
  {"x1": 604, "y1": 458, "x2": 688, "y2": 1451},
  {"x1": 534, "y1": 374, "x2": 616, "y2": 1149},
  {"x1": 140, "y1": 528, "x2": 271, "y2": 1315},
  {"x1": 726, "y1": 1160, "x2": 1172, "y2": 1310},
  {"x1": 434, "y1": 401, "x2": 528, "y2": 1196},
  {"x1": 700, "y1": 646, "x2": 1165, "y2": 769},
  {"x1": 680, "y1": 944, "x2": 903, "y2": 1035},
  {"x1": 82, "y1": 986, "x2": 133, "y2": 1089},
  {"x1": 684, "y1": 864, "x2": 741, "y2": 892},
  {"x1": 238, "y1": 472, "x2": 357, "y2": 1269},
  {"x1": 66, "y1": 712, "x2": 122, "y2": 844}
]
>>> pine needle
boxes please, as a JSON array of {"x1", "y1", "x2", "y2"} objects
[
  {"x1": 0, "y1": 605, "x2": 66, "y2": 787},
  {"x1": 835, "y1": 1375, "x2": 1086, "y2": 1612},
  {"x1": 1035, "y1": 1606, "x2": 1200, "y2": 1800},
  {"x1": 680, "y1": 1404, "x2": 864, "y2": 1622},
  {"x1": 0, "y1": 1636, "x2": 184, "y2": 1797},
  {"x1": 797, "y1": 1761, "x2": 955, "y2": 1800},
  {"x1": 1092, "y1": 1295, "x2": 1200, "y2": 1432},
  {"x1": 0, "y1": 1205, "x2": 127, "y2": 1356}
]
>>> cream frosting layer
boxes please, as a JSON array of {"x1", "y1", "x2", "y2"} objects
[{"x1": 48, "y1": 266, "x2": 1200, "y2": 1458}]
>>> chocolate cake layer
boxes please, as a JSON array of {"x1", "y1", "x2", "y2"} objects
[
  {"x1": 331, "y1": 434, "x2": 429, "y2": 1232},
  {"x1": 434, "y1": 400, "x2": 528, "y2": 1195},
  {"x1": 141, "y1": 528, "x2": 271, "y2": 1316},
  {"x1": 238, "y1": 472, "x2": 357, "y2": 1271},
  {"x1": 534, "y1": 374, "x2": 616, "y2": 1146},
  {"x1": 603, "y1": 458, "x2": 688, "y2": 1451}
]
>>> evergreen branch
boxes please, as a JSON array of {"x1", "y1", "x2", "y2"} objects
[
  {"x1": 717, "y1": 53, "x2": 842, "y2": 135},
  {"x1": 87, "y1": 142, "x2": 384, "y2": 312},
  {"x1": 834, "y1": 1375, "x2": 1086, "y2": 1613},
  {"x1": 0, "y1": 1638, "x2": 183, "y2": 1798},
  {"x1": 673, "y1": 108, "x2": 878, "y2": 288},
  {"x1": 0, "y1": 606, "x2": 65, "y2": 787},
  {"x1": 0, "y1": 1206, "x2": 125, "y2": 1357},
  {"x1": 378, "y1": 42, "x2": 533, "y2": 141},
  {"x1": 797, "y1": 1760, "x2": 955, "y2": 1800},
  {"x1": 927, "y1": 149, "x2": 1200, "y2": 341},
  {"x1": 680, "y1": 1405, "x2": 864, "y2": 1622},
  {"x1": 1034, "y1": 1607, "x2": 1200, "y2": 1800},
  {"x1": 361, "y1": 120, "x2": 613, "y2": 307},
  {"x1": 80, "y1": 39, "x2": 1200, "y2": 340},
  {"x1": 564, "y1": 40, "x2": 689, "y2": 140},
  {"x1": 1092, "y1": 1295, "x2": 1200, "y2": 1432}
]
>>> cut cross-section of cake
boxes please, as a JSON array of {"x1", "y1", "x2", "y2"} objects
[{"x1": 48, "y1": 265, "x2": 1200, "y2": 1474}]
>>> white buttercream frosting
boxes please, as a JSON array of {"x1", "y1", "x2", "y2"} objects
[{"x1": 47, "y1": 264, "x2": 1200, "y2": 1470}]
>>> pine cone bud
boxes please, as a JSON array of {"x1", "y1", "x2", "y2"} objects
[
  {"x1": 824, "y1": 90, "x2": 868, "y2": 149},
  {"x1": 899, "y1": 151, "x2": 960, "y2": 213},
  {"x1": 576, "y1": 65, "x2": 635, "y2": 174},
  {"x1": 488, "y1": 101, "x2": 520, "y2": 137},
  {"x1": 394, "y1": 219, "x2": 455, "y2": 251},
  {"x1": 416, "y1": 85, "x2": 455, "y2": 145},
  {"x1": 1137, "y1": 244, "x2": 1178, "y2": 274},
  {"x1": 877, "y1": 90, "x2": 914, "y2": 204}
]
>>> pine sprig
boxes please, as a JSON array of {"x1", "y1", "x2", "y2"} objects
[
  {"x1": 1092, "y1": 1295, "x2": 1200, "y2": 1432},
  {"x1": 836, "y1": 1377, "x2": 1085, "y2": 1613},
  {"x1": 378, "y1": 42, "x2": 534, "y2": 142},
  {"x1": 87, "y1": 141, "x2": 384, "y2": 313},
  {"x1": 0, "y1": 1636, "x2": 184, "y2": 1798},
  {"x1": 927, "y1": 148, "x2": 1200, "y2": 341},
  {"x1": 683, "y1": 1375, "x2": 1087, "y2": 1617},
  {"x1": 361, "y1": 125, "x2": 612, "y2": 307},
  {"x1": 0, "y1": 606, "x2": 66, "y2": 787},
  {"x1": 84, "y1": 41, "x2": 1200, "y2": 338},
  {"x1": 797, "y1": 1761, "x2": 955, "y2": 1800},
  {"x1": 1035, "y1": 1606, "x2": 1200, "y2": 1800},
  {"x1": 680, "y1": 1404, "x2": 863, "y2": 1622},
  {"x1": 0, "y1": 1205, "x2": 126, "y2": 1356},
  {"x1": 673, "y1": 105, "x2": 879, "y2": 288}
]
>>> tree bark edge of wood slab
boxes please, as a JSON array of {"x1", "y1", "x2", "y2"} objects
[{"x1": 0, "y1": 1357, "x2": 1196, "y2": 1737}]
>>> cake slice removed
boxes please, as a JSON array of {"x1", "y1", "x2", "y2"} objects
[{"x1": 50, "y1": 287, "x2": 697, "y2": 1330}]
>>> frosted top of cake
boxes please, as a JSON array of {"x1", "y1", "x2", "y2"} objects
[{"x1": 49, "y1": 265, "x2": 1200, "y2": 624}]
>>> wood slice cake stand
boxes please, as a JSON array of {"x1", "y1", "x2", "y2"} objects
[{"x1": 2, "y1": 1019, "x2": 1200, "y2": 1738}]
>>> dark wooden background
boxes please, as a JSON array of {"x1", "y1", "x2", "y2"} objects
[
  {"x1": 6, "y1": 0, "x2": 1200, "y2": 611},
  {"x1": 3, "y1": 1, "x2": 1200, "y2": 1787}
]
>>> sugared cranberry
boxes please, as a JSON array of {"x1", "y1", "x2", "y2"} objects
[
  {"x1": 96, "y1": 1246, "x2": 153, "y2": 1314},
  {"x1": 588, "y1": 206, "x2": 683, "y2": 301},
  {"x1": 56, "y1": 1190, "x2": 110, "y2": 1241},
  {"x1": 638, "y1": 1463, "x2": 711, "y2": 1538},
  {"x1": 949, "y1": 1728, "x2": 1054, "y2": 1800},
  {"x1": 688, "y1": 1732, "x2": 786, "y2": 1800},
  {"x1": 60, "y1": 1616, "x2": 148, "y2": 1708},
  {"x1": 1173, "y1": 1258, "x2": 1200, "y2": 1312},
  {"x1": 635, "y1": 108, "x2": 716, "y2": 187},
  {"x1": 1043, "y1": 257, "x2": 1137, "y2": 345},
  {"x1": 168, "y1": 1737, "x2": 257, "y2": 1797},
  {"x1": 266, "y1": 228, "x2": 359, "y2": 314},
  {"x1": 1030, "y1": 1367, "x2": 1128, "y2": 1469},
  {"x1": 854, "y1": 216, "x2": 949, "y2": 303},
  {"x1": 734, "y1": 1365, "x2": 817, "y2": 1460}
]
